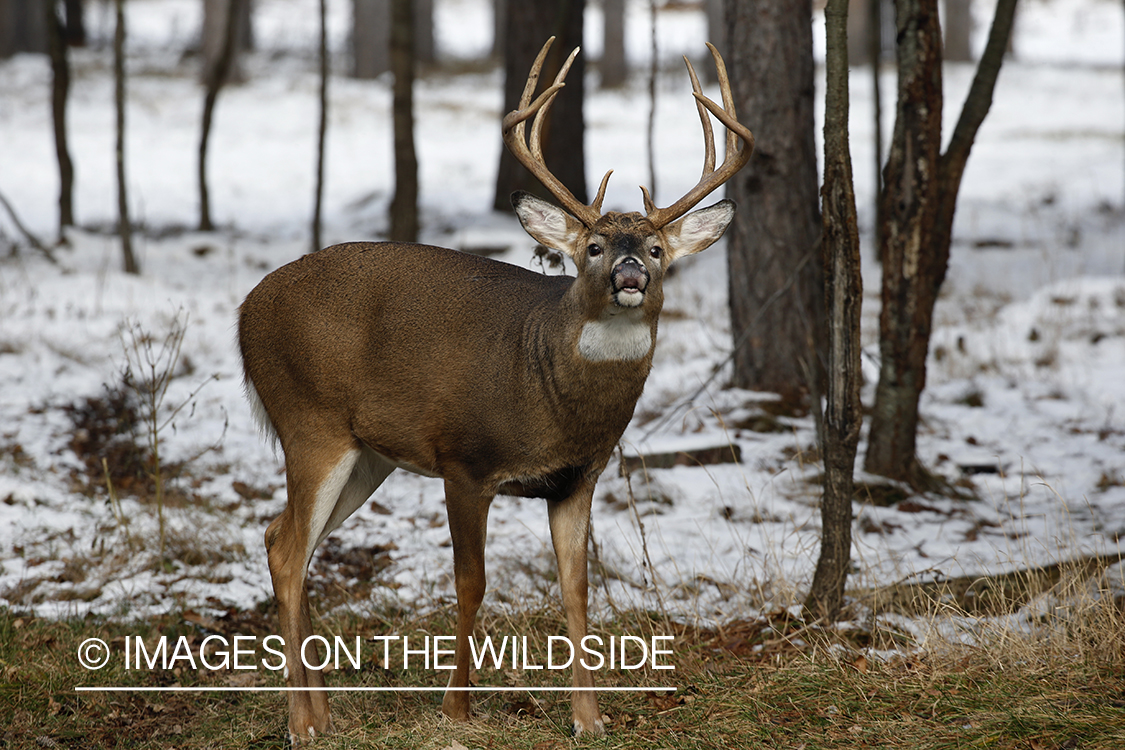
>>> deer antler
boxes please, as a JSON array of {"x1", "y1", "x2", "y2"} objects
[
  {"x1": 502, "y1": 37, "x2": 613, "y2": 228},
  {"x1": 642, "y1": 43, "x2": 755, "y2": 230}
]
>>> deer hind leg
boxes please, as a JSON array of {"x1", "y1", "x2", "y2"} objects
[
  {"x1": 441, "y1": 475, "x2": 493, "y2": 721},
  {"x1": 548, "y1": 482, "x2": 604, "y2": 736},
  {"x1": 267, "y1": 440, "x2": 394, "y2": 745}
]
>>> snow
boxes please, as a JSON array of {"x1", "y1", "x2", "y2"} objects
[{"x1": 0, "y1": 0, "x2": 1122, "y2": 627}]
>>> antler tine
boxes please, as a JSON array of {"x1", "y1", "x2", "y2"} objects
[
  {"x1": 502, "y1": 38, "x2": 607, "y2": 228},
  {"x1": 706, "y1": 42, "x2": 739, "y2": 165},
  {"x1": 530, "y1": 46, "x2": 580, "y2": 162},
  {"x1": 684, "y1": 56, "x2": 716, "y2": 178},
  {"x1": 645, "y1": 45, "x2": 755, "y2": 230}
]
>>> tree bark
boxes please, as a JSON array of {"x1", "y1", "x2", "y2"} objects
[
  {"x1": 865, "y1": 0, "x2": 1017, "y2": 485},
  {"x1": 807, "y1": 0, "x2": 862, "y2": 623},
  {"x1": 0, "y1": 0, "x2": 48, "y2": 57},
  {"x1": 47, "y1": 0, "x2": 75, "y2": 233},
  {"x1": 600, "y1": 0, "x2": 626, "y2": 88},
  {"x1": 493, "y1": 0, "x2": 586, "y2": 212},
  {"x1": 114, "y1": 0, "x2": 138, "y2": 274},
  {"x1": 725, "y1": 0, "x2": 825, "y2": 406},
  {"x1": 943, "y1": 0, "x2": 973, "y2": 62},
  {"x1": 312, "y1": 0, "x2": 329, "y2": 253},
  {"x1": 389, "y1": 0, "x2": 418, "y2": 241},
  {"x1": 198, "y1": 0, "x2": 243, "y2": 231},
  {"x1": 353, "y1": 0, "x2": 434, "y2": 79},
  {"x1": 202, "y1": 0, "x2": 251, "y2": 84}
]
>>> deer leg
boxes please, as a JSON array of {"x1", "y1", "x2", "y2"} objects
[
  {"x1": 441, "y1": 477, "x2": 492, "y2": 721},
  {"x1": 266, "y1": 440, "x2": 360, "y2": 745},
  {"x1": 548, "y1": 482, "x2": 604, "y2": 736}
]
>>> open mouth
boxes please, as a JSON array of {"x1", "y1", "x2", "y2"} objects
[{"x1": 612, "y1": 260, "x2": 648, "y2": 305}]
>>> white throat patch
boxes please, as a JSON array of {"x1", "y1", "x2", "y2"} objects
[{"x1": 578, "y1": 313, "x2": 652, "y2": 362}]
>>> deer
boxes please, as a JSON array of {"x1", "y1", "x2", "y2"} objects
[{"x1": 237, "y1": 38, "x2": 753, "y2": 744}]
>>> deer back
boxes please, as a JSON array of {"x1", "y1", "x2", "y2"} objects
[{"x1": 239, "y1": 241, "x2": 653, "y2": 495}]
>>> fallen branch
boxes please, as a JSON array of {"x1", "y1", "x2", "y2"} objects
[{"x1": 0, "y1": 189, "x2": 57, "y2": 264}]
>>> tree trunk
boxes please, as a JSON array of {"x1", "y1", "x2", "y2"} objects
[
  {"x1": 725, "y1": 0, "x2": 825, "y2": 406},
  {"x1": 870, "y1": 0, "x2": 885, "y2": 260},
  {"x1": 600, "y1": 0, "x2": 626, "y2": 88},
  {"x1": 312, "y1": 0, "x2": 329, "y2": 253},
  {"x1": 353, "y1": 0, "x2": 434, "y2": 79},
  {"x1": 704, "y1": 0, "x2": 723, "y2": 82},
  {"x1": 198, "y1": 0, "x2": 243, "y2": 231},
  {"x1": 0, "y1": 0, "x2": 48, "y2": 57},
  {"x1": 202, "y1": 0, "x2": 250, "y2": 83},
  {"x1": 847, "y1": 0, "x2": 870, "y2": 64},
  {"x1": 47, "y1": 0, "x2": 75, "y2": 233},
  {"x1": 113, "y1": 0, "x2": 138, "y2": 274},
  {"x1": 493, "y1": 0, "x2": 586, "y2": 212},
  {"x1": 865, "y1": 0, "x2": 1017, "y2": 486},
  {"x1": 807, "y1": 0, "x2": 862, "y2": 623},
  {"x1": 352, "y1": 0, "x2": 389, "y2": 78},
  {"x1": 943, "y1": 0, "x2": 973, "y2": 62},
  {"x1": 389, "y1": 0, "x2": 418, "y2": 241}
]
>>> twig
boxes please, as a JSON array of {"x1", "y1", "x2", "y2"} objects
[{"x1": 0, "y1": 189, "x2": 56, "y2": 264}]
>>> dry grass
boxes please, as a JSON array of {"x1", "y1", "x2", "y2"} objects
[{"x1": 2, "y1": 568, "x2": 1122, "y2": 750}]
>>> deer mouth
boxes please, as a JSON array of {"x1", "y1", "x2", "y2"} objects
[{"x1": 611, "y1": 259, "x2": 648, "y2": 307}]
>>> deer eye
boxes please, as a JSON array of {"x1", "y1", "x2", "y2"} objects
[
  {"x1": 587, "y1": 244, "x2": 603, "y2": 258},
  {"x1": 650, "y1": 246, "x2": 663, "y2": 259}
]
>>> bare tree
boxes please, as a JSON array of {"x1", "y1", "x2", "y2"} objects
[
  {"x1": 114, "y1": 0, "x2": 138, "y2": 274},
  {"x1": 944, "y1": 0, "x2": 973, "y2": 62},
  {"x1": 493, "y1": 0, "x2": 586, "y2": 211},
  {"x1": 0, "y1": 0, "x2": 47, "y2": 57},
  {"x1": 806, "y1": 0, "x2": 862, "y2": 622},
  {"x1": 198, "y1": 0, "x2": 244, "y2": 231},
  {"x1": 311, "y1": 0, "x2": 329, "y2": 252},
  {"x1": 865, "y1": 0, "x2": 1018, "y2": 486},
  {"x1": 202, "y1": 0, "x2": 251, "y2": 83},
  {"x1": 389, "y1": 0, "x2": 417, "y2": 241},
  {"x1": 352, "y1": 0, "x2": 434, "y2": 79},
  {"x1": 46, "y1": 0, "x2": 75, "y2": 234},
  {"x1": 725, "y1": 0, "x2": 825, "y2": 405},
  {"x1": 600, "y1": 0, "x2": 626, "y2": 88}
]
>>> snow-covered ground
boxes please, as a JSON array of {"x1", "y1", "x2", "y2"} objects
[{"x1": 0, "y1": 0, "x2": 1122, "y2": 625}]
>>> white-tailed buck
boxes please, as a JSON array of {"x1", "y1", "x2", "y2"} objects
[{"x1": 239, "y1": 38, "x2": 752, "y2": 744}]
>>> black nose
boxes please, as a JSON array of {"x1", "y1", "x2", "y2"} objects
[{"x1": 612, "y1": 258, "x2": 648, "y2": 292}]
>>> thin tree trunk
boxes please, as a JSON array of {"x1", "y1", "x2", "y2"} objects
[
  {"x1": 807, "y1": 0, "x2": 862, "y2": 623},
  {"x1": 934, "y1": 0, "x2": 1019, "y2": 253},
  {"x1": 198, "y1": 0, "x2": 243, "y2": 231},
  {"x1": 870, "y1": 0, "x2": 884, "y2": 259},
  {"x1": 725, "y1": 0, "x2": 825, "y2": 406},
  {"x1": 864, "y1": 0, "x2": 943, "y2": 484},
  {"x1": 114, "y1": 0, "x2": 137, "y2": 274},
  {"x1": 600, "y1": 0, "x2": 626, "y2": 88},
  {"x1": 646, "y1": 0, "x2": 657, "y2": 200},
  {"x1": 389, "y1": 0, "x2": 418, "y2": 241},
  {"x1": 943, "y1": 0, "x2": 973, "y2": 62},
  {"x1": 493, "y1": 0, "x2": 586, "y2": 211},
  {"x1": 865, "y1": 0, "x2": 1017, "y2": 486},
  {"x1": 47, "y1": 0, "x2": 74, "y2": 234},
  {"x1": 312, "y1": 0, "x2": 329, "y2": 252}
]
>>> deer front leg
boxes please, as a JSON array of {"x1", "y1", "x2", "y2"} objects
[
  {"x1": 548, "y1": 482, "x2": 604, "y2": 736},
  {"x1": 441, "y1": 477, "x2": 492, "y2": 721}
]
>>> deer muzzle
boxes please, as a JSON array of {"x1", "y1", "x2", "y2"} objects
[{"x1": 611, "y1": 258, "x2": 649, "y2": 307}]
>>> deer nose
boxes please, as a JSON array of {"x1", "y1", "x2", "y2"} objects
[{"x1": 612, "y1": 258, "x2": 648, "y2": 293}]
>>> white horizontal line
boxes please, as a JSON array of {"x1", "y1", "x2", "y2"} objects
[{"x1": 75, "y1": 686, "x2": 676, "y2": 693}]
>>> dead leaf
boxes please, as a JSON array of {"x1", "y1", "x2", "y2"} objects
[{"x1": 852, "y1": 654, "x2": 868, "y2": 673}]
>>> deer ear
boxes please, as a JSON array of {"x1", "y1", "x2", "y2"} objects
[
  {"x1": 512, "y1": 191, "x2": 585, "y2": 259},
  {"x1": 663, "y1": 199, "x2": 735, "y2": 262}
]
